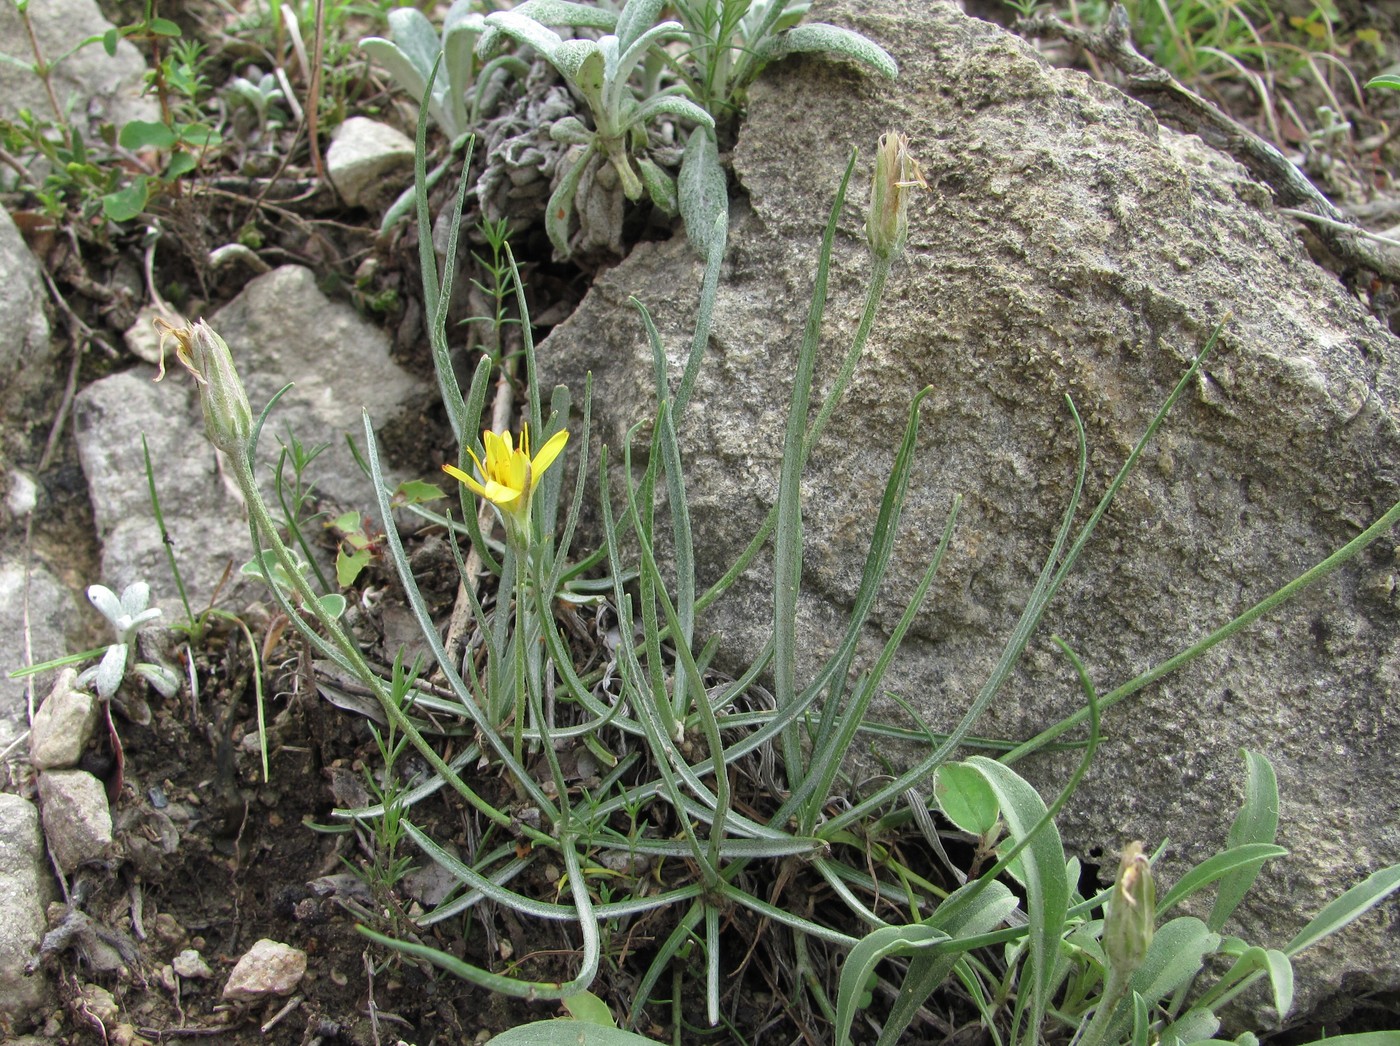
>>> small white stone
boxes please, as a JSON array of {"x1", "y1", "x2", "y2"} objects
[
  {"x1": 222, "y1": 939, "x2": 306, "y2": 1000},
  {"x1": 124, "y1": 305, "x2": 188, "y2": 367},
  {"x1": 172, "y1": 948, "x2": 213, "y2": 980},
  {"x1": 326, "y1": 117, "x2": 415, "y2": 208},
  {"x1": 5, "y1": 470, "x2": 36, "y2": 517},
  {"x1": 29, "y1": 668, "x2": 99, "y2": 769},
  {"x1": 76, "y1": 982, "x2": 119, "y2": 1026}
]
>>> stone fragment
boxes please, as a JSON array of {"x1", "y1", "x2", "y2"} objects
[
  {"x1": 0, "y1": 559, "x2": 81, "y2": 757},
  {"x1": 28, "y1": 669, "x2": 99, "y2": 769},
  {"x1": 0, "y1": 0, "x2": 158, "y2": 132},
  {"x1": 222, "y1": 939, "x2": 307, "y2": 1000},
  {"x1": 0, "y1": 196, "x2": 53, "y2": 421},
  {"x1": 0, "y1": 794, "x2": 51, "y2": 1024},
  {"x1": 540, "y1": 0, "x2": 1400, "y2": 1024},
  {"x1": 76, "y1": 982, "x2": 118, "y2": 1027},
  {"x1": 74, "y1": 265, "x2": 433, "y2": 604},
  {"x1": 37, "y1": 770, "x2": 113, "y2": 873},
  {"x1": 326, "y1": 116, "x2": 415, "y2": 208},
  {"x1": 172, "y1": 949, "x2": 213, "y2": 980}
]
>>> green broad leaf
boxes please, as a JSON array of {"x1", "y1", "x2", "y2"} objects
[
  {"x1": 631, "y1": 93, "x2": 715, "y2": 132},
  {"x1": 102, "y1": 28, "x2": 118, "y2": 56},
  {"x1": 484, "y1": 11, "x2": 568, "y2": 64},
  {"x1": 395, "y1": 479, "x2": 446, "y2": 504},
  {"x1": 314, "y1": 593, "x2": 348, "y2": 620},
  {"x1": 1131, "y1": 916, "x2": 1220, "y2": 1005},
  {"x1": 1286, "y1": 1035, "x2": 1400, "y2": 1046},
  {"x1": 149, "y1": 17, "x2": 181, "y2": 36},
  {"x1": 387, "y1": 6, "x2": 445, "y2": 82},
  {"x1": 635, "y1": 156, "x2": 677, "y2": 216},
  {"x1": 755, "y1": 23, "x2": 898, "y2": 79},
  {"x1": 336, "y1": 547, "x2": 372, "y2": 588},
  {"x1": 545, "y1": 145, "x2": 592, "y2": 258},
  {"x1": 1214, "y1": 946, "x2": 1293, "y2": 1018},
  {"x1": 555, "y1": 41, "x2": 605, "y2": 111},
  {"x1": 614, "y1": 0, "x2": 666, "y2": 52},
  {"x1": 875, "y1": 880, "x2": 1017, "y2": 1046},
  {"x1": 1210, "y1": 750, "x2": 1279, "y2": 931},
  {"x1": 562, "y1": 989, "x2": 617, "y2": 1027},
  {"x1": 1131, "y1": 992, "x2": 1151, "y2": 1046},
  {"x1": 332, "y1": 510, "x2": 362, "y2": 533},
  {"x1": 1159, "y1": 1006, "x2": 1220, "y2": 1046},
  {"x1": 102, "y1": 177, "x2": 150, "y2": 222},
  {"x1": 679, "y1": 129, "x2": 727, "y2": 260},
  {"x1": 965, "y1": 757, "x2": 1069, "y2": 1030},
  {"x1": 176, "y1": 123, "x2": 222, "y2": 149},
  {"x1": 835, "y1": 924, "x2": 948, "y2": 1046},
  {"x1": 1367, "y1": 74, "x2": 1400, "y2": 91},
  {"x1": 1157, "y1": 843, "x2": 1288, "y2": 918},
  {"x1": 489, "y1": 1022, "x2": 663, "y2": 1045},
  {"x1": 1285, "y1": 864, "x2": 1400, "y2": 956},
  {"x1": 164, "y1": 150, "x2": 197, "y2": 180},
  {"x1": 934, "y1": 762, "x2": 1000, "y2": 836},
  {"x1": 119, "y1": 120, "x2": 177, "y2": 151}
]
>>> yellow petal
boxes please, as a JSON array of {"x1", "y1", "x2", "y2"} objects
[
  {"x1": 481, "y1": 480, "x2": 522, "y2": 505},
  {"x1": 528, "y1": 429, "x2": 570, "y2": 488},
  {"x1": 442, "y1": 462, "x2": 489, "y2": 500}
]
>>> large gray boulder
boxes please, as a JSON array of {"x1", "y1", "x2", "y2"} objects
[{"x1": 541, "y1": 0, "x2": 1400, "y2": 1025}]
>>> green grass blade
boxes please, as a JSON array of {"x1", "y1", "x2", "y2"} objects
[
  {"x1": 1156, "y1": 843, "x2": 1288, "y2": 918},
  {"x1": 1285, "y1": 864, "x2": 1400, "y2": 956}
]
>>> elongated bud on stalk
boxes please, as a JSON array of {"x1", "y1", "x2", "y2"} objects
[
  {"x1": 866, "y1": 131, "x2": 927, "y2": 261},
  {"x1": 1103, "y1": 841, "x2": 1156, "y2": 979},
  {"x1": 155, "y1": 319, "x2": 253, "y2": 457}
]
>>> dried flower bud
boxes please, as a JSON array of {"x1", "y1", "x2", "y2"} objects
[
  {"x1": 155, "y1": 319, "x2": 253, "y2": 457},
  {"x1": 1103, "y1": 841, "x2": 1156, "y2": 980},
  {"x1": 866, "y1": 131, "x2": 927, "y2": 261}
]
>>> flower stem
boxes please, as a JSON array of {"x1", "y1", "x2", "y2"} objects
[{"x1": 227, "y1": 446, "x2": 544, "y2": 841}]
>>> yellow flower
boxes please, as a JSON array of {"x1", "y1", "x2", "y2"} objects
[{"x1": 443, "y1": 424, "x2": 569, "y2": 519}]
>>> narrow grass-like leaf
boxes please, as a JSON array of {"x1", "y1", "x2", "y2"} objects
[
  {"x1": 1156, "y1": 843, "x2": 1288, "y2": 918},
  {"x1": 836, "y1": 924, "x2": 949, "y2": 1046},
  {"x1": 773, "y1": 151, "x2": 858, "y2": 775},
  {"x1": 1285, "y1": 864, "x2": 1400, "y2": 955}
]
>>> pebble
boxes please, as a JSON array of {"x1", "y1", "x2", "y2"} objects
[
  {"x1": 326, "y1": 116, "x2": 415, "y2": 208},
  {"x1": 28, "y1": 669, "x2": 99, "y2": 770},
  {"x1": 37, "y1": 770, "x2": 113, "y2": 874},
  {"x1": 172, "y1": 949, "x2": 213, "y2": 980},
  {"x1": 0, "y1": 793, "x2": 50, "y2": 1022},
  {"x1": 222, "y1": 939, "x2": 307, "y2": 1000}
]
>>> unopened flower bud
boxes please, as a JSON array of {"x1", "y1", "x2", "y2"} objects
[
  {"x1": 155, "y1": 319, "x2": 253, "y2": 457},
  {"x1": 866, "y1": 131, "x2": 927, "y2": 261},
  {"x1": 1103, "y1": 841, "x2": 1155, "y2": 979}
]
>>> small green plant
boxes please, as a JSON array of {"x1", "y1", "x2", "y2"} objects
[
  {"x1": 483, "y1": 0, "x2": 715, "y2": 256},
  {"x1": 74, "y1": 581, "x2": 180, "y2": 701},
  {"x1": 158, "y1": 117, "x2": 1400, "y2": 1043},
  {"x1": 360, "y1": 0, "x2": 524, "y2": 142},
  {"x1": 478, "y1": 0, "x2": 896, "y2": 256}
]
